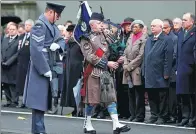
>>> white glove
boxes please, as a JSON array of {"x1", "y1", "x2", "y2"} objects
[
  {"x1": 44, "y1": 70, "x2": 52, "y2": 81},
  {"x1": 50, "y1": 43, "x2": 60, "y2": 51}
]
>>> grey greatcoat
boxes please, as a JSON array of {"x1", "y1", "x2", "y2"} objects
[
  {"x1": 1, "y1": 36, "x2": 19, "y2": 85},
  {"x1": 23, "y1": 14, "x2": 65, "y2": 112},
  {"x1": 143, "y1": 33, "x2": 174, "y2": 88}
]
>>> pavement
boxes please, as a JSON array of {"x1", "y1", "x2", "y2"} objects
[
  {"x1": 1, "y1": 111, "x2": 195, "y2": 134},
  {"x1": 1, "y1": 94, "x2": 196, "y2": 134}
]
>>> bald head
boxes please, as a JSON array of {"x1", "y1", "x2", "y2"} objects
[
  {"x1": 151, "y1": 19, "x2": 163, "y2": 35},
  {"x1": 182, "y1": 12, "x2": 195, "y2": 30}
]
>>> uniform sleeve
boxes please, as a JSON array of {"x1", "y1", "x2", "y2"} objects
[
  {"x1": 30, "y1": 22, "x2": 50, "y2": 75},
  {"x1": 164, "y1": 37, "x2": 174, "y2": 76},
  {"x1": 56, "y1": 37, "x2": 66, "y2": 52},
  {"x1": 80, "y1": 39, "x2": 107, "y2": 69},
  {"x1": 127, "y1": 40, "x2": 146, "y2": 71}
]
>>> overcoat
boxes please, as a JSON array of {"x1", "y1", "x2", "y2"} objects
[
  {"x1": 1, "y1": 35, "x2": 19, "y2": 85},
  {"x1": 60, "y1": 38, "x2": 84, "y2": 107},
  {"x1": 16, "y1": 33, "x2": 30, "y2": 95},
  {"x1": 176, "y1": 27, "x2": 196, "y2": 94},
  {"x1": 123, "y1": 33, "x2": 147, "y2": 85},
  {"x1": 23, "y1": 14, "x2": 65, "y2": 111},
  {"x1": 168, "y1": 31, "x2": 178, "y2": 83},
  {"x1": 143, "y1": 33, "x2": 174, "y2": 88}
]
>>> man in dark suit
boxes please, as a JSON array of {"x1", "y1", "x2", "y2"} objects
[
  {"x1": 16, "y1": 19, "x2": 34, "y2": 108},
  {"x1": 176, "y1": 12, "x2": 196, "y2": 127},
  {"x1": 162, "y1": 19, "x2": 179, "y2": 123},
  {"x1": 143, "y1": 19, "x2": 174, "y2": 124},
  {"x1": 1, "y1": 23, "x2": 19, "y2": 107}
]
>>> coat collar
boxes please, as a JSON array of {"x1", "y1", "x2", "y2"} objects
[
  {"x1": 183, "y1": 26, "x2": 196, "y2": 43},
  {"x1": 150, "y1": 32, "x2": 164, "y2": 41},
  {"x1": 38, "y1": 13, "x2": 55, "y2": 37}
]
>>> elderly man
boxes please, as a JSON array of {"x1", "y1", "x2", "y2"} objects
[
  {"x1": 173, "y1": 18, "x2": 183, "y2": 36},
  {"x1": 23, "y1": 2, "x2": 65, "y2": 134},
  {"x1": 1, "y1": 23, "x2": 19, "y2": 107},
  {"x1": 162, "y1": 19, "x2": 178, "y2": 123},
  {"x1": 143, "y1": 19, "x2": 173, "y2": 124},
  {"x1": 16, "y1": 19, "x2": 34, "y2": 108},
  {"x1": 176, "y1": 13, "x2": 196, "y2": 127},
  {"x1": 80, "y1": 12, "x2": 131, "y2": 134}
]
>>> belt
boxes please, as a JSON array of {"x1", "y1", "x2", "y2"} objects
[{"x1": 42, "y1": 48, "x2": 48, "y2": 52}]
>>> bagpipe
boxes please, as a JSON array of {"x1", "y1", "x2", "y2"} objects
[{"x1": 102, "y1": 20, "x2": 126, "y2": 61}]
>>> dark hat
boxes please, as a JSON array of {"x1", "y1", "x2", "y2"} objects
[
  {"x1": 46, "y1": 2, "x2": 65, "y2": 15},
  {"x1": 90, "y1": 12, "x2": 104, "y2": 22},
  {"x1": 66, "y1": 24, "x2": 76, "y2": 32},
  {"x1": 120, "y1": 17, "x2": 135, "y2": 27}
]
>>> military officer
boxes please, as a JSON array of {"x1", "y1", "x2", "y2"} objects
[
  {"x1": 23, "y1": 2, "x2": 65, "y2": 134},
  {"x1": 80, "y1": 12, "x2": 131, "y2": 134}
]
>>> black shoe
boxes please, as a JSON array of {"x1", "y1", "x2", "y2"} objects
[
  {"x1": 167, "y1": 117, "x2": 177, "y2": 123},
  {"x1": 146, "y1": 118, "x2": 158, "y2": 124},
  {"x1": 83, "y1": 128, "x2": 96, "y2": 134},
  {"x1": 10, "y1": 103, "x2": 18, "y2": 107},
  {"x1": 2, "y1": 103, "x2": 11, "y2": 107},
  {"x1": 17, "y1": 104, "x2": 26, "y2": 108},
  {"x1": 132, "y1": 118, "x2": 144, "y2": 122},
  {"x1": 185, "y1": 120, "x2": 196, "y2": 127},
  {"x1": 96, "y1": 111, "x2": 106, "y2": 119},
  {"x1": 113, "y1": 125, "x2": 131, "y2": 134},
  {"x1": 154, "y1": 118, "x2": 166, "y2": 125},
  {"x1": 129, "y1": 116, "x2": 135, "y2": 121},
  {"x1": 177, "y1": 119, "x2": 189, "y2": 126}
]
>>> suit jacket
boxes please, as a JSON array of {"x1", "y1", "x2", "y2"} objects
[
  {"x1": 16, "y1": 33, "x2": 31, "y2": 95},
  {"x1": 1, "y1": 35, "x2": 19, "y2": 84},
  {"x1": 122, "y1": 33, "x2": 147, "y2": 85},
  {"x1": 168, "y1": 31, "x2": 178, "y2": 82}
]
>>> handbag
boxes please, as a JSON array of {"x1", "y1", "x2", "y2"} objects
[{"x1": 100, "y1": 71, "x2": 117, "y2": 103}]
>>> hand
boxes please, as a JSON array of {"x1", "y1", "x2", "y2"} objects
[
  {"x1": 107, "y1": 61, "x2": 119, "y2": 70},
  {"x1": 44, "y1": 71, "x2": 52, "y2": 81},
  {"x1": 1, "y1": 62, "x2": 8, "y2": 69},
  {"x1": 117, "y1": 56, "x2": 124, "y2": 64},
  {"x1": 164, "y1": 75, "x2": 169, "y2": 80},
  {"x1": 50, "y1": 43, "x2": 60, "y2": 51}
]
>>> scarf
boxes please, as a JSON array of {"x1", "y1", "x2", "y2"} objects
[{"x1": 132, "y1": 32, "x2": 143, "y2": 45}]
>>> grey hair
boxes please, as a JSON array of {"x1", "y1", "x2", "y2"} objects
[
  {"x1": 173, "y1": 18, "x2": 182, "y2": 25},
  {"x1": 89, "y1": 20, "x2": 100, "y2": 25},
  {"x1": 25, "y1": 19, "x2": 34, "y2": 26},
  {"x1": 151, "y1": 19, "x2": 164, "y2": 28}
]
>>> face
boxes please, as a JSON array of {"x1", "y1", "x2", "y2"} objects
[
  {"x1": 163, "y1": 21, "x2": 171, "y2": 35},
  {"x1": 142, "y1": 26, "x2": 148, "y2": 34},
  {"x1": 151, "y1": 21, "x2": 162, "y2": 35},
  {"x1": 25, "y1": 23, "x2": 33, "y2": 32},
  {"x1": 91, "y1": 20, "x2": 104, "y2": 33},
  {"x1": 48, "y1": 10, "x2": 60, "y2": 23},
  {"x1": 182, "y1": 13, "x2": 194, "y2": 30},
  {"x1": 18, "y1": 27, "x2": 25, "y2": 36},
  {"x1": 173, "y1": 19, "x2": 182, "y2": 30},
  {"x1": 123, "y1": 24, "x2": 131, "y2": 33},
  {"x1": 9, "y1": 25, "x2": 18, "y2": 36},
  {"x1": 132, "y1": 24, "x2": 142, "y2": 34}
]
